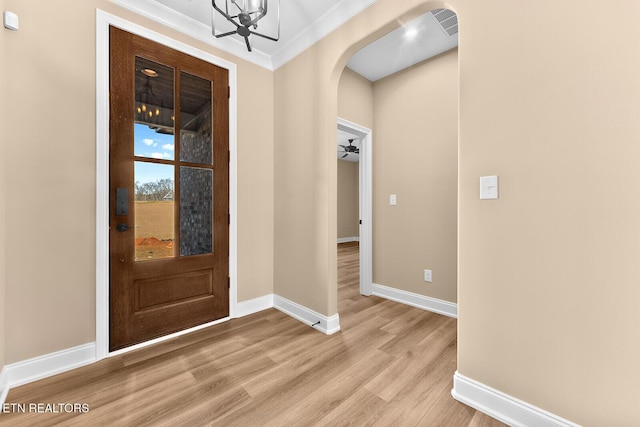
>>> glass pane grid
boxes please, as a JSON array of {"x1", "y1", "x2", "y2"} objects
[
  {"x1": 180, "y1": 71, "x2": 213, "y2": 165},
  {"x1": 134, "y1": 162, "x2": 175, "y2": 261},
  {"x1": 180, "y1": 167, "x2": 213, "y2": 256},
  {"x1": 132, "y1": 60, "x2": 215, "y2": 261}
]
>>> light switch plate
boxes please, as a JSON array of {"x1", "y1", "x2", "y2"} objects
[
  {"x1": 390, "y1": 194, "x2": 397, "y2": 206},
  {"x1": 3, "y1": 11, "x2": 19, "y2": 31},
  {"x1": 480, "y1": 176, "x2": 498, "y2": 200}
]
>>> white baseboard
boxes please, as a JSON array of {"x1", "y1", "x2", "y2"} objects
[
  {"x1": 1, "y1": 293, "x2": 339, "y2": 394},
  {"x1": 337, "y1": 236, "x2": 359, "y2": 244},
  {"x1": 372, "y1": 283, "x2": 457, "y2": 318},
  {"x1": 452, "y1": 372, "x2": 580, "y2": 427},
  {"x1": 6, "y1": 343, "x2": 96, "y2": 388},
  {"x1": 0, "y1": 366, "x2": 8, "y2": 407},
  {"x1": 273, "y1": 295, "x2": 341, "y2": 335},
  {"x1": 236, "y1": 294, "x2": 274, "y2": 317}
]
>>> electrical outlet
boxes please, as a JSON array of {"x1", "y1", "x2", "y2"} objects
[{"x1": 424, "y1": 269, "x2": 432, "y2": 283}]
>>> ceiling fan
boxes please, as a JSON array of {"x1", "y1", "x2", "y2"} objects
[{"x1": 338, "y1": 139, "x2": 360, "y2": 158}]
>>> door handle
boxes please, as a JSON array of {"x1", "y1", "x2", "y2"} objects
[{"x1": 116, "y1": 223, "x2": 130, "y2": 232}]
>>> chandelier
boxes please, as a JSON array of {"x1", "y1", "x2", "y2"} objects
[
  {"x1": 212, "y1": 0, "x2": 280, "y2": 52},
  {"x1": 135, "y1": 68, "x2": 174, "y2": 134}
]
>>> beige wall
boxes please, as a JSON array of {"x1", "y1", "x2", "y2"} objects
[
  {"x1": 0, "y1": 0, "x2": 7, "y2": 372},
  {"x1": 274, "y1": 0, "x2": 640, "y2": 424},
  {"x1": 337, "y1": 67, "x2": 374, "y2": 129},
  {"x1": 372, "y1": 49, "x2": 458, "y2": 303},
  {"x1": 337, "y1": 160, "x2": 359, "y2": 239},
  {"x1": 274, "y1": 46, "x2": 339, "y2": 315},
  {"x1": 2, "y1": 0, "x2": 274, "y2": 363},
  {"x1": 456, "y1": 2, "x2": 640, "y2": 424},
  {"x1": 3, "y1": 0, "x2": 640, "y2": 424}
]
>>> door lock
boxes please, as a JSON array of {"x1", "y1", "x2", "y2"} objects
[{"x1": 116, "y1": 223, "x2": 130, "y2": 232}]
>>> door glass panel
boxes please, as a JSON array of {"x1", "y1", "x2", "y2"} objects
[
  {"x1": 180, "y1": 166, "x2": 213, "y2": 256},
  {"x1": 179, "y1": 71, "x2": 213, "y2": 165},
  {"x1": 134, "y1": 56, "x2": 175, "y2": 159},
  {"x1": 134, "y1": 162, "x2": 175, "y2": 261}
]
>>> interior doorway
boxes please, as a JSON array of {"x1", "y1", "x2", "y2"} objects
[{"x1": 337, "y1": 118, "x2": 372, "y2": 296}]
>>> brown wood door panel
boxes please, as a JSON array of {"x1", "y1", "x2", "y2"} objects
[{"x1": 109, "y1": 27, "x2": 229, "y2": 351}]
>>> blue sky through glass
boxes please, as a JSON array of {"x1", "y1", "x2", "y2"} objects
[{"x1": 134, "y1": 123, "x2": 175, "y2": 184}]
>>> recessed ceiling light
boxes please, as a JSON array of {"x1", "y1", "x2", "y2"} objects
[
  {"x1": 141, "y1": 68, "x2": 158, "y2": 77},
  {"x1": 404, "y1": 27, "x2": 418, "y2": 40}
]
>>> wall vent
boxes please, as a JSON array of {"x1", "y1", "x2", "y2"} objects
[{"x1": 431, "y1": 9, "x2": 458, "y2": 36}]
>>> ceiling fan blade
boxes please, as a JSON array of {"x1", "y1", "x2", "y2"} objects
[
  {"x1": 341, "y1": 153, "x2": 348, "y2": 158},
  {"x1": 339, "y1": 145, "x2": 347, "y2": 150}
]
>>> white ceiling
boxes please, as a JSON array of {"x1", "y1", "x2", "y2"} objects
[
  {"x1": 113, "y1": 0, "x2": 458, "y2": 80},
  {"x1": 347, "y1": 9, "x2": 458, "y2": 81}
]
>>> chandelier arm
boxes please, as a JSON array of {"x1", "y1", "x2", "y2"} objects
[
  {"x1": 243, "y1": 36, "x2": 252, "y2": 52},
  {"x1": 214, "y1": 29, "x2": 239, "y2": 38},
  {"x1": 212, "y1": 1, "x2": 240, "y2": 28},
  {"x1": 249, "y1": 30, "x2": 278, "y2": 42},
  {"x1": 212, "y1": 0, "x2": 280, "y2": 51}
]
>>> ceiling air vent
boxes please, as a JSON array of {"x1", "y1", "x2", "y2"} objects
[{"x1": 431, "y1": 9, "x2": 458, "y2": 36}]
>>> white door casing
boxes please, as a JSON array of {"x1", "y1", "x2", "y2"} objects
[
  {"x1": 96, "y1": 10, "x2": 238, "y2": 359},
  {"x1": 337, "y1": 117, "x2": 372, "y2": 296}
]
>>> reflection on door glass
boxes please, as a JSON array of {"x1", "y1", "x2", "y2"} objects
[
  {"x1": 180, "y1": 71, "x2": 213, "y2": 165},
  {"x1": 134, "y1": 56, "x2": 175, "y2": 160},
  {"x1": 180, "y1": 167, "x2": 213, "y2": 256},
  {"x1": 135, "y1": 162, "x2": 175, "y2": 261}
]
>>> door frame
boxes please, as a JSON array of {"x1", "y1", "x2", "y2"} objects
[
  {"x1": 96, "y1": 10, "x2": 238, "y2": 360},
  {"x1": 337, "y1": 117, "x2": 372, "y2": 296}
]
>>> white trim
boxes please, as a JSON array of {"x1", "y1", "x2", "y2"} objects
[
  {"x1": 110, "y1": 0, "x2": 378, "y2": 71},
  {"x1": 0, "y1": 291, "x2": 274, "y2": 391},
  {"x1": 270, "y1": 0, "x2": 378, "y2": 69},
  {"x1": 110, "y1": 0, "x2": 272, "y2": 69},
  {"x1": 273, "y1": 295, "x2": 341, "y2": 335},
  {"x1": 337, "y1": 118, "x2": 372, "y2": 297},
  {"x1": 0, "y1": 367, "x2": 8, "y2": 407},
  {"x1": 337, "y1": 236, "x2": 359, "y2": 244},
  {"x1": 5, "y1": 343, "x2": 96, "y2": 388},
  {"x1": 108, "y1": 317, "x2": 230, "y2": 357},
  {"x1": 96, "y1": 10, "x2": 238, "y2": 359},
  {"x1": 235, "y1": 294, "x2": 275, "y2": 318},
  {"x1": 452, "y1": 372, "x2": 581, "y2": 427},
  {"x1": 0, "y1": 291, "x2": 332, "y2": 391},
  {"x1": 372, "y1": 283, "x2": 457, "y2": 318}
]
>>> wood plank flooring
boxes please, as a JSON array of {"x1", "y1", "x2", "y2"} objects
[{"x1": 0, "y1": 242, "x2": 505, "y2": 426}]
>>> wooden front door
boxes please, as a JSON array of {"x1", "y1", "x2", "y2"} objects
[{"x1": 109, "y1": 27, "x2": 229, "y2": 351}]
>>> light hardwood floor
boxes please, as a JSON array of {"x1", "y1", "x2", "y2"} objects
[{"x1": 0, "y1": 242, "x2": 505, "y2": 426}]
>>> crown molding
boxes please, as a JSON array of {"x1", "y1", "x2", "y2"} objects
[
  {"x1": 270, "y1": 0, "x2": 378, "y2": 69},
  {"x1": 111, "y1": 0, "x2": 379, "y2": 71},
  {"x1": 111, "y1": 0, "x2": 273, "y2": 70}
]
